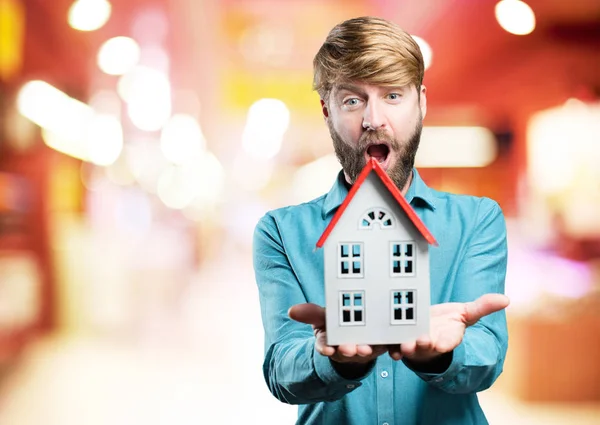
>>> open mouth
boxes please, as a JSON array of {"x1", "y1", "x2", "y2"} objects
[{"x1": 365, "y1": 143, "x2": 390, "y2": 167}]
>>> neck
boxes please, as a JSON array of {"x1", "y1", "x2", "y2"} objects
[
  {"x1": 400, "y1": 171, "x2": 413, "y2": 196},
  {"x1": 343, "y1": 169, "x2": 414, "y2": 195}
]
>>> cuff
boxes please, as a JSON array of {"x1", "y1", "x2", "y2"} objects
[
  {"x1": 313, "y1": 344, "x2": 373, "y2": 392},
  {"x1": 407, "y1": 343, "x2": 465, "y2": 390}
]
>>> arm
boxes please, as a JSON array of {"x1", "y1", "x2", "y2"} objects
[
  {"x1": 405, "y1": 199, "x2": 509, "y2": 394},
  {"x1": 253, "y1": 214, "x2": 374, "y2": 405}
]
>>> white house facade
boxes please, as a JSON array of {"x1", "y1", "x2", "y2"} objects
[{"x1": 318, "y1": 160, "x2": 436, "y2": 346}]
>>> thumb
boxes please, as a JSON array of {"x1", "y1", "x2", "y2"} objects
[
  {"x1": 288, "y1": 303, "x2": 326, "y2": 328},
  {"x1": 464, "y1": 294, "x2": 510, "y2": 326}
]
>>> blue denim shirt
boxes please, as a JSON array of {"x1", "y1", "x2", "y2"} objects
[{"x1": 253, "y1": 168, "x2": 508, "y2": 425}]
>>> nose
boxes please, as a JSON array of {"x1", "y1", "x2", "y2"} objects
[{"x1": 363, "y1": 101, "x2": 385, "y2": 130}]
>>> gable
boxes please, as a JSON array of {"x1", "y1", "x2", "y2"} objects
[
  {"x1": 316, "y1": 159, "x2": 438, "y2": 248},
  {"x1": 325, "y1": 173, "x2": 414, "y2": 238}
]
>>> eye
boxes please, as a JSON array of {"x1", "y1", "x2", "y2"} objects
[
  {"x1": 387, "y1": 93, "x2": 402, "y2": 101},
  {"x1": 344, "y1": 98, "x2": 360, "y2": 106}
]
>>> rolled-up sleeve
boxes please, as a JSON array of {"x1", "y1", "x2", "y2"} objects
[
  {"x1": 253, "y1": 214, "x2": 371, "y2": 405},
  {"x1": 407, "y1": 199, "x2": 509, "y2": 394}
]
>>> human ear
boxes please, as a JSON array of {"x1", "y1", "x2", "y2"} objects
[
  {"x1": 419, "y1": 85, "x2": 427, "y2": 119},
  {"x1": 320, "y1": 99, "x2": 329, "y2": 119}
]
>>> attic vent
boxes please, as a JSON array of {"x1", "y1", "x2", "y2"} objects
[{"x1": 359, "y1": 208, "x2": 394, "y2": 229}]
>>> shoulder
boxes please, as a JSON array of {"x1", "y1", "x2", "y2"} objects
[
  {"x1": 430, "y1": 187, "x2": 503, "y2": 217},
  {"x1": 255, "y1": 194, "x2": 328, "y2": 233}
]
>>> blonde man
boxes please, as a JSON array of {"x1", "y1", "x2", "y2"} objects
[{"x1": 254, "y1": 16, "x2": 509, "y2": 425}]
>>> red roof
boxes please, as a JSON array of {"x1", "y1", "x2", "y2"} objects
[{"x1": 316, "y1": 158, "x2": 438, "y2": 248}]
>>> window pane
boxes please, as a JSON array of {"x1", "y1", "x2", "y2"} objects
[
  {"x1": 406, "y1": 308, "x2": 414, "y2": 320},
  {"x1": 362, "y1": 219, "x2": 370, "y2": 227},
  {"x1": 352, "y1": 261, "x2": 361, "y2": 273},
  {"x1": 342, "y1": 310, "x2": 351, "y2": 322},
  {"x1": 354, "y1": 294, "x2": 362, "y2": 306},
  {"x1": 352, "y1": 244, "x2": 361, "y2": 256},
  {"x1": 341, "y1": 244, "x2": 349, "y2": 257},
  {"x1": 368, "y1": 211, "x2": 375, "y2": 220},
  {"x1": 341, "y1": 261, "x2": 349, "y2": 274},
  {"x1": 406, "y1": 291, "x2": 414, "y2": 304},
  {"x1": 404, "y1": 260, "x2": 413, "y2": 273},
  {"x1": 354, "y1": 310, "x2": 363, "y2": 322},
  {"x1": 378, "y1": 210, "x2": 385, "y2": 220},
  {"x1": 393, "y1": 261, "x2": 401, "y2": 273},
  {"x1": 405, "y1": 244, "x2": 413, "y2": 257},
  {"x1": 393, "y1": 292, "x2": 402, "y2": 305},
  {"x1": 393, "y1": 244, "x2": 401, "y2": 257},
  {"x1": 383, "y1": 219, "x2": 392, "y2": 227},
  {"x1": 394, "y1": 308, "x2": 402, "y2": 320},
  {"x1": 342, "y1": 294, "x2": 351, "y2": 306}
]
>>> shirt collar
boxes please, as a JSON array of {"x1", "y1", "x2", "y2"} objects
[
  {"x1": 322, "y1": 168, "x2": 436, "y2": 219},
  {"x1": 405, "y1": 168, "x2": 437, "y2": 211}
]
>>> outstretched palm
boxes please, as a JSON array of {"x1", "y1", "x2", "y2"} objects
[
  {"x1": 289, "y1": 294, "x2": 509, "y2": 365},
  {"x1": 388, "y1": 294, "x2": 509, "y2": 362},
  {"x1": 289, "y1": 303, "x2": 388, "y2": 364}
]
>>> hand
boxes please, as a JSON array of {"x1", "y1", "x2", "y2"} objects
[
  {"x1": 288, "y1": 303, "x2": 388, "y2": 365},
  {"x1": 388, "y1": 293, "x2": 510, "y2": 363}
]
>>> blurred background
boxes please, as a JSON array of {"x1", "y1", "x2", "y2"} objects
[{"x1": 0, "y1": 0, "x2": 599, "y2": 423}]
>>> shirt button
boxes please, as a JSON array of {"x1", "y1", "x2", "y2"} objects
[
  {"x1": 380, "y1": 370, "x2": 389, "y2": 378},
  {"x1": 434, "y1": 377, "x2": 443, "y2": 383},
  {"x1": 346, "y1": 384, "x2": 355, "y2": 389},
  {"x1": 383, "y1": 422, "x2": 390, "y2": 425}
]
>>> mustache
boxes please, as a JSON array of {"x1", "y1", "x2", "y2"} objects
[{"x1": 358, "y1": 129, "x2": 399, "y2": 151}]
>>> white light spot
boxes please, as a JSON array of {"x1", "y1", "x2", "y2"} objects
[
  {"x1": 86, "y1": 114, "x2": 123, "y2": 166},
  {"x1": 415, "y1": 126, "x2": 498, "y2": 168},
  {"x1": 242, "y1": 98, "x2": 290, "y2": 160},
  {"x1": 411, "y1": 35, "x2": 433, "y2": 71},
  {"x1": 495, "y1": 0, "x2": 536, "y2": 36},
  {"x1": 68, "y1": 0, "x2": 111, "y2": 32},
  {"x1": 160, "y1": 114, "x2": 205, "y2": 164},
  {"x1": 291, "y1": 154, "x2": 341, "y2": 203},
  {"x1": 97, "y1": 36, "x2": 141, "y2": 76},
  {"x1": 118, "y1": 66, "x2": 171, "y2": 132}
]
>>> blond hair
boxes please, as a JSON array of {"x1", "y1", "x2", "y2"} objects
[{"x1": 313, "y1": 16, "x2": 424, "y2": 101}]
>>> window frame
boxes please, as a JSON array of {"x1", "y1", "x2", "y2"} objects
[
  {"x1": 339, "y1": 291, "x2": 366, "y2": 326},
  {"x1": 338, "y1": 242, "x2": 364, "y2": 278},
  {"x1": 390, "y1": 241, "x2": 416, "y2": 277},
  {"x1": 390, "y1": 290, "x2": 417, "y2": 325}
]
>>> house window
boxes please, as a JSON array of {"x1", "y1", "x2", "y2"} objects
[
  {"x1": 391, "y1": 242, "x2": 415, "y2": 276},
  {"x1": 391, "y1": 290, "x2": 416, "y2": 324},
  {"x1": 338, "y1": 243, "x2": 363, "y2": 278},
  {"x1": 359, "y1": 208, "x2": 394, "y2": 229},
  {"x1": 339, "y1": 291, "x2": 365, "y2": 326}
]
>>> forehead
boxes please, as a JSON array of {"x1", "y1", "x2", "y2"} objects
[{"x1": 331, "y1": 81, "x2": 414, "y2": 96}]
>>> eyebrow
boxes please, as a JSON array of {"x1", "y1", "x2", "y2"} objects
[
  {"x1": 334, "y1": 84, "x2": 407, "y2": 97},
  {"x1": 335, "y1": 84, "x2": 367, "y2": 97}
]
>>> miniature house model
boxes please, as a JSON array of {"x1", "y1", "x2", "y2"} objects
[{"x1": 316, "y1": 158, "x2": 438, "y2": 346}]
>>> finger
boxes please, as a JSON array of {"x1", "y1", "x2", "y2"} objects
[
  {"x1": 435, "y1": 332, "x2": 462, "y2": 353},
  {"x1": 337, "y1": 344, "x2": 357, "y2": 357},
  {"x1": 415, "y1": 335, "x2": 432, "y2": 352},
  {"x1": 400, "y1": 341, "x2": 417, "y2": 357},
  {"x1": 388, "y1": 345, "x2": 402, "y2": 361},
  {"x1": 288, "y1": 303, "x2": 326, "y2": 328},
  {"x1": 464, "y1": 294, "x2": 510, "y2": 326},
  {"x1": 356, "y1": 345, "x2": 373, "y2": 357},
  {"x1": 315, "y1": 332, "x2": 335, "y2": 356}
]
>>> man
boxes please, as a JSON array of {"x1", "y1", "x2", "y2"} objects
[{"x1": 253, "y1": 16, "x2": 509, "y2": 425}]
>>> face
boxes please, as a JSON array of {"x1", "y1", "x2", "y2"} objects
[{"x1": 322, "y1": 82, "x2": 427, "y2": 191}]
